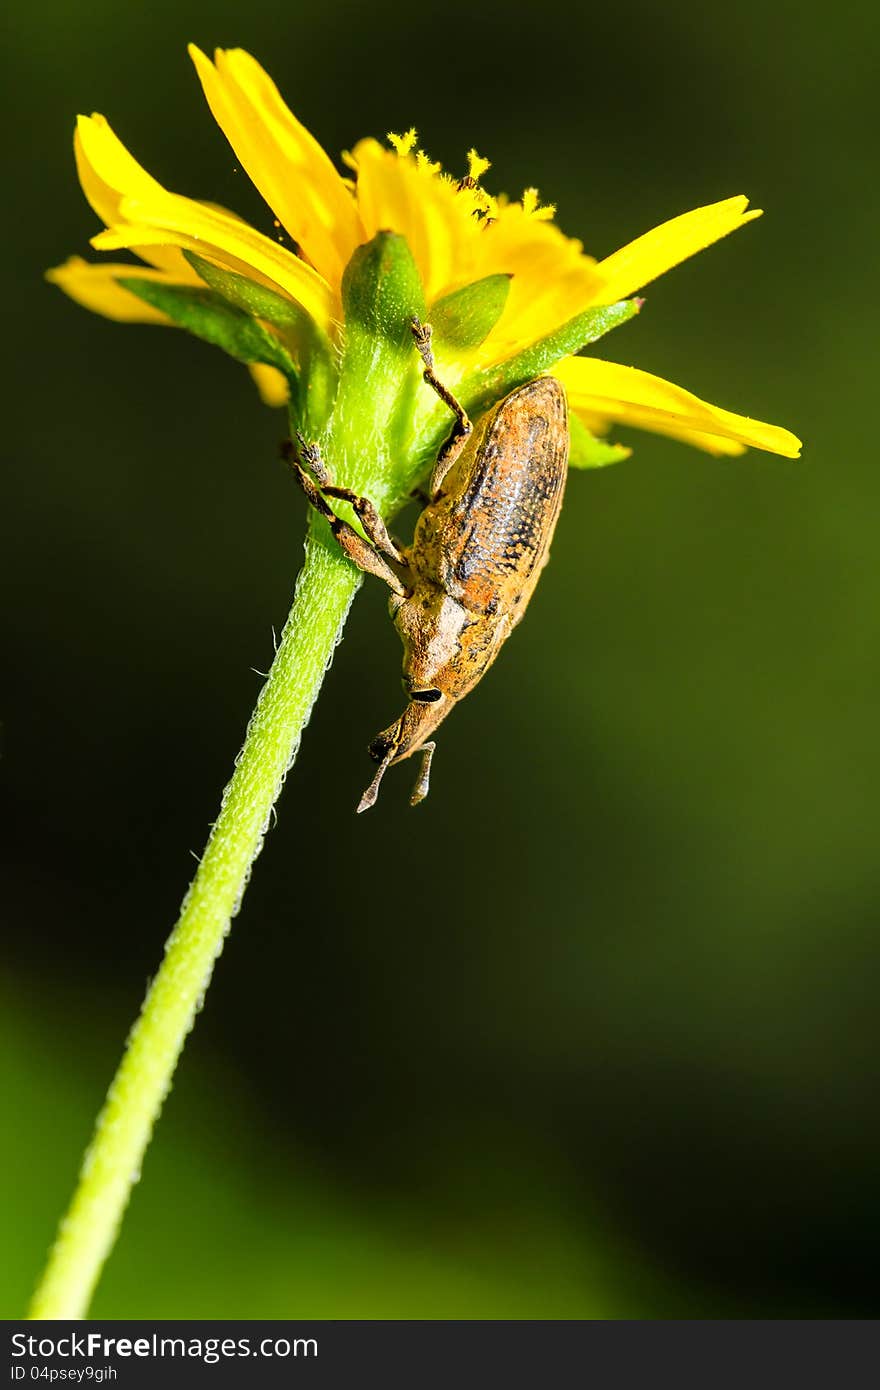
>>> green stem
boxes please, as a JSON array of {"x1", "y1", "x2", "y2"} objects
[{"x1": 28, "y1": 534, "x2": 360, "y2": 1320}]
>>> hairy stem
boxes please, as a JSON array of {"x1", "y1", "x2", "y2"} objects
[{"x1": 29, "y1": 534, "x2": 360, "y2": 1319}]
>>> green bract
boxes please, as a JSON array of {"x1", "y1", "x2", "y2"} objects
[
  {"x1": 117, "y1": 277, "x2": 300, "y2": 384},
  {"x1": 429, "y1": 274, "x2": 512, "y2": 350},
  {"x1": 458, "y1": 298, "x2": 641, "y2": 421},
  {"x1": 568, "y1": 414, "x2": 632, "y2": 468},
  {"x1": 184, "y1": 252, "x2": 315, "y2": 332}
]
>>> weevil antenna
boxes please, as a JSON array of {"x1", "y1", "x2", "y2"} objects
[
  {"x1": 409, "y1": 742, "x2": 436, "y2": 806},
  {"x1": 356, "y1": 745, "x2": 396, "y2": 814}
]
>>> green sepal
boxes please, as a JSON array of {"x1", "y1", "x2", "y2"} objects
[
  {"x1": 184, "y1": 252, "x2": 311, "y2": 333},
  {"x1": 117, "y1": 278, "x2": 299, "y2": 392},
  {"x1": 429, "y1": 275, "x2": 511, "y2": 350},
  {"x1": 341, "y1": 231, "x2": 425, "y2": 348},
  {"x1": 458, "y1": 298, "x2": 641, "y2": 417},
  {"x1": 568, "y1": 414, "x2": 632, "y2": 469},
  {"x1": 182, "y1": 256, "x2": 338, "y2": 433}
]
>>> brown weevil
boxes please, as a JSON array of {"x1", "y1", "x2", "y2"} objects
[{"x1": 289, "y1": 317, "x2": 569, "y2": 811}]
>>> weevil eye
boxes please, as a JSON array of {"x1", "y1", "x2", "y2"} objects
[{"x1": 410, "y1": 688, "x2": 443, "y2": 704}]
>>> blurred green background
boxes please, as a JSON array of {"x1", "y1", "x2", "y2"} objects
[{"x1": 3, "y1": 0, "x2": 878, "y2": 1319}]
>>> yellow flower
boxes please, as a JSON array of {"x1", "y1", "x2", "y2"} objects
[{"x1": 47, "y1": 44, "x2": 800, "y2": 461}]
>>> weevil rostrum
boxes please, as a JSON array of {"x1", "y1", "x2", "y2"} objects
[{"x1": 289, "y1": 317, "x2": 569, "y2": 812}]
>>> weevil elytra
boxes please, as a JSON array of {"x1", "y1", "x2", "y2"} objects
[{"x1": 289, "y1": 317, "x2": 569, "y2": 812}]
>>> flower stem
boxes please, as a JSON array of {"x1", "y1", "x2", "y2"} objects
[{"x1": 28, "y1": 533, "x2": 360, "y2": 1319}]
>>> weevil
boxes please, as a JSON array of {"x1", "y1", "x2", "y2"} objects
[{"x1": 289, "y1": 318, "x2": 569, "y2": 812}]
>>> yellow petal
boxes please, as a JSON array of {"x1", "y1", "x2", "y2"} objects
[
  {"x1": 188, "y1": 46, "x2": 363, "y2": 289},
  {"x1": 46, "y1": 256, "x2": 183, "y2": 324},
  {"x1": 631, "y1": 419, "x2": 748, "y2": 456},
  {"x1": 571, "y1": 403, "x2": 747, "y2": 456},
  {"x1": 248, "y1": 362, "x2": 290, "y2": 407},
  {"x1": 556, "y1": 356, "x2": 801, "y2": 457},
  {"x1": 75, "y1": 116, "x2": 201, "y2": 281},
  {"x1": 468, "y1": 205, "x2": 605, "y2": 364},
  {"x1": 93, "y1": 193, "x2": 335, "y2": 332},
  {"x1": 78, "y1": 110, "x2": 335, "y2": 330},
  {"x1": 576, "y1": 408, "x2": 747, "y2": 457},
  {"x1": 590, "y1": 196, "x2": 762, "y2": 305}
]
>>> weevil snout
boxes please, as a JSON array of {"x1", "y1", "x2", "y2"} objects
[
  {"x1": 357, "y1": 720, "x2": 403, "y2": 815},
  {"x1": 357, "y1": 699, "x2": 447, "y2": 813}
]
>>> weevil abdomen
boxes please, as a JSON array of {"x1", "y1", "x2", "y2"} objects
[{"x1": 438, "y1": 377, "x2": 569, "y2": 613}]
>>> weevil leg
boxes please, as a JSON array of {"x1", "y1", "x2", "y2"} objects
[
  {"x1": 411, "y1": 317, "x2": 473, "y2": 495},
  {"x1": 286, "y1": 436, "x2": 408, "y2": 567},
  {"x1": 409, "y1": 741, "x2": 436, "y2": 807},
  {"x1": 285, "y1": 446, "x2": 406, "y2": 597},
  {"x1": 320, "y1": 484, "x2": 406, "y2": 564}
]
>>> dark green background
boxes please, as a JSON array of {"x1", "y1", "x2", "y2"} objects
[{"x1": 3, "y1": 0, "x2": 877, "y2": 1317}]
